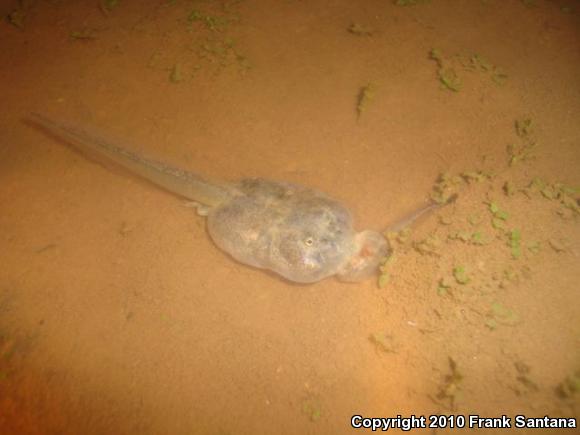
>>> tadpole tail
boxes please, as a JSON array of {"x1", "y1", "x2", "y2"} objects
[
  {"x1": 385, "y1": 194, "x2": 458, "y2": 233},
  {"x1": 27, "y1": 113, "x2": 232, "y2": 207}
]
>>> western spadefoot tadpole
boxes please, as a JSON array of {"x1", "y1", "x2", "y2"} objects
[{"x1": 28, "y1": 113, "x2": 447, "y2": 284}]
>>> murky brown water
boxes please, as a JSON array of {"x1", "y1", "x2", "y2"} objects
[{"x1": 1, "y1": 1, "x2": 579, "y2": 434}]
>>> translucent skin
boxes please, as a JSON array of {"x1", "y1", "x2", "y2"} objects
[
  {"x1": 28, "y1": 114, "x2": 391, "y2": 284},
  {"x1": 208, "y1": 179, "x2": 391, "y2": 283}
]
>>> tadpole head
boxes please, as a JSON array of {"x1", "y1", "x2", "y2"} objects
[{"x1": 336, "y1": 230, "x2": 391, "y2": 282}]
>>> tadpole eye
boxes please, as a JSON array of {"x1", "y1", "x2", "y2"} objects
[{"x1": 304, "y1": 237, "x2": 314, "y2": 246}]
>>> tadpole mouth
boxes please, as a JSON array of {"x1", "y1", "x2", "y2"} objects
[{"x1": 336, "y1": 230, "x2": 391, "y2": 282}]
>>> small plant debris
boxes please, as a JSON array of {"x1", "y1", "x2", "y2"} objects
[
  {"x1": 357, "y1": 82, "x2": 377, "y2": 119},
  {"x1": 508, "y1": 118, "x2": 537, "y2": 166},
  {"x1": 385, "y1": 228, "x2": 411, "y2": 246},
  {"x1": 430, "y1": 49, "x2": 507, "y2": 90},
  {"x1": 188, "y1": 9, "x2": 234, "y2": 31},
  {"x1": 471, "y1": 231, "x2": 491, "y2": 245},
  {"x1": 491, "y1": 69, "x2": 509, "y2": 85},
  {"x1": 429, "y1": 49, "x2": 462, "y2": 92},
  {"x1": 486, "y1": 301, "x2": 519, "y2": 329},
  {"x1": 146, "y1": 1, "x2": 247, "y2": 80},
  {"x1": 198, "y1": 36, "x2": 250, "y2": 71},
  {"x1": 439, "y1": 215, "x2": 453, "y2": 225},
  {"x1": 470, "y1": 54, "x2": 492, "y2": 71},
  {"x1": 377, "y1": 255, "x2": 395, "y2": 289},
  {"x1": 377, "y1": 272, "x2": 390, "y2": 288},
  {"x1": 556, "y1": 370, "x2": 580, "y2": 399},
  {"x1": 302, "y1": 397, "x2": 322, "y2": 422},
  {"x1": 491, "y1": 217, "x2": 505, "y2": 230},
  {"x1": 119, "y1": 221, "x2": 133, "y2": 236},
  {"x1": 514, "y1": 361, "x2": 540, "y2": 394},
  {"x1": 503, "y1": 181, "x2": 516, "y2": 196},
  {"x1": 461, "y1": 171, "x2": 491, "y2": 183},
  {"x1": 508, "y1": 229, "x2": 522, "y2": 259},
  {"x1": 369, "y1": 332, "x2": 397, "y2": 353},
  {"x1": 484, "y1": 317, "x2": 498, "y2": 331},
  {"x1": 548, "y1": 238, "x2": 567, "y2": 253},
  {"x1": 70, "y1": 29, "x2": 98, "y2": 40},
  {"x1": 169, "y1": 64, "x2": 183, "y2": 83},
  {"x1": 515, "y1": 118, "x2": 533, "y2": 138},
  {"x1": 348, "y1": 23, "x2": 374, "y2": 36},
  {"x1": 503, "y1": 267, "x2": 519, "y2": 284},
  {"x1": 527, "y1": 240, "x2": 541, "y2": 254},
  {"x1": 507, "y1": 142, "x2": 536, "y2": 166},
  {"x1": 0, "y1": 328, "x2": 36, "y2": 380},
  {"x1": 448, "y1": 231, "x2": 471, "y2": 243},
  {"x1": 436, "y1": 357, "x2": 463, "y2": 410},
  {"x1": 521, "y1": 0, "x2": 537, "y2": 8},
  {"x1": 453, "y1": 266, "x2": 470, "y2": 285},
  {"x1": 488, "y1": 201, "x2": 510, "y2": 231},
  {"x1": 488, "y1": 201, "x2": 509, "y2": 221},
  {"x1": 468, "y1": 214, "x2": 482, "y2": 225},
  {"x1": 525, "y1": 178, "x2": 580, "y2": 215},
  {"x1": 467, "y1": 52, "x2": 508, "y2": 85},
  {"x1": 7, "y1": 1, "x2": 26, "y2": 29},
  {"x1": 413, "y1": 234, "x2": 441, "y2": 256},
  {"x1": 437, "y1": 277, "x2": 453, "y2": 296},
  {"x1": 394, "y1": 0, "x2": 430, "y2": 6},
  {"x1": 35, "y1": 243, "x2": 57, "y2": 254},
  {"x1": 431, "y1": 172, "x2": 463, "y2": 204},
  {"x1": 101, "y1": 0, "x2": 120, "y2": 13}
]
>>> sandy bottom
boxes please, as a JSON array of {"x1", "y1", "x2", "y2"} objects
[{"x1": 0, "y1": 0, "x2": 579, "y2": 434}]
